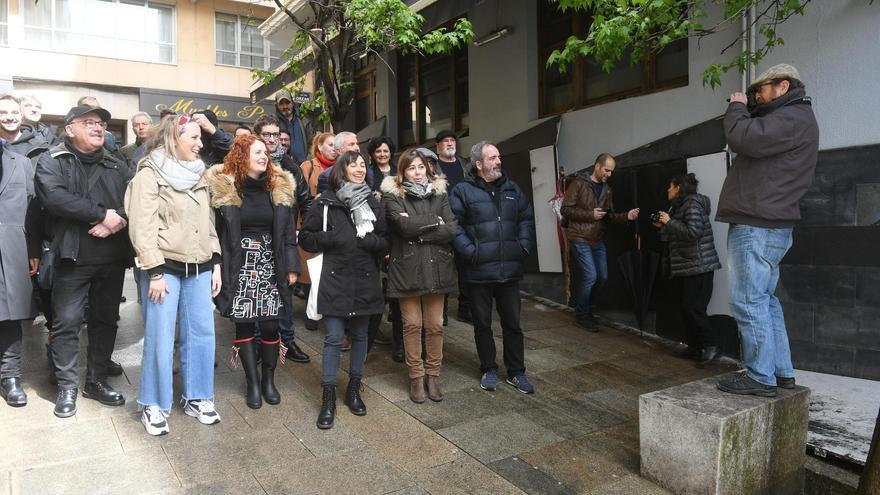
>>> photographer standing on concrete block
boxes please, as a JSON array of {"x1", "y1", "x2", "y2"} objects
[{"x1": 715, "y1": 64, "x2": 819, "y2": 397}]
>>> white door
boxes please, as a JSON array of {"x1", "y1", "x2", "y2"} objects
[{"x1": 530, "y1": 146, "x2": 563, "y2": 273}]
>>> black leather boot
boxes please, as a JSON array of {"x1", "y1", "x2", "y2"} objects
[
  {"x1": 344, "y1": 376, "x2": 366, "y2": 416},
  {"x1": 82, "y1": 379, "x2": 125, "y2": 406},
  {"x1": 284, "y1": 339, "x2": 310, "y2": 363},
  {"x1": 316, "y1": 385, "x2": 336, "y2": 429},
  {"x1": 54, "y1": 388, "x2": 77, "y2": 418},
  {"x1": 235, "y1": 339, "x2": 262, "y2": 409},
  {"x1": 261, "y1": 339, "x2": 281, "y2": 405},
  {"x1": 699, "y1": 346, "x2": 721, "y2": 366},
  {"x1": 0, "y1": 377, "x2": 27, "y2": 407}
]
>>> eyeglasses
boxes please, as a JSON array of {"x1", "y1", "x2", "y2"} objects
[
  {"x1": 259, "y1": 132, "x2": 280, "y2": 139},
  {"x1": 72, "y1": 119, "x2": 107, "y2": 129}
]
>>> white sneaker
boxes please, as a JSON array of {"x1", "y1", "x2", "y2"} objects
[
  {"x1": 183, "y1": 399, "x2": 221, "y2": 425},
  {"x1": 142, "y1": 406, "x2": 170, "y2": 436}
]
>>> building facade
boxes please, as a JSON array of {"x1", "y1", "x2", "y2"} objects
[{"x1": 1, "y1": 0, "x2": 281, "y2": 143}]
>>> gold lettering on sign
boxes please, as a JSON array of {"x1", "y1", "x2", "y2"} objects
[{"x1": 154, "y1": 98, "x2": 268, "y2": 122}]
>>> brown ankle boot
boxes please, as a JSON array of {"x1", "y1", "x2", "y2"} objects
[
  {"x1": 426, "y1": 375, "x2": 443, "y2": 402},
  {"x1": 409, "y1": 376, "x2": 425, "y2": 404}
]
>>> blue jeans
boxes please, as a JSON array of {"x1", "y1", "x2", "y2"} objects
[
  {"x1": 727, "y1": 225, "x2": 794, "y2": 387},
  {"x1": 321, "y1": 315, "x2": 369, "y2": 386},
  {"x1": 137, "y1": 272, "x2": 216, "y2": 412},
  {"x1": 569, "y1": 241, "x2": 608, "y2": 321}
]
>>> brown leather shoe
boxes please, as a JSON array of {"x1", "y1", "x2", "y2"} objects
[
  {"x1": 409, "y1": 376, "x2": 425, "y2": 404},
  {"x1": 426, "y1": 375, "x2": 443, "y2": 402}
]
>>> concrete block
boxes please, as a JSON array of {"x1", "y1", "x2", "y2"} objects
[{"x1": 639, "y1": 373, "x2": 810, "y2": 495}]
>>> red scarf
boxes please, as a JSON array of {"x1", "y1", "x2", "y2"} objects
[{"x1": 315, "y1": 151, "x2": 335, "y2": 170}]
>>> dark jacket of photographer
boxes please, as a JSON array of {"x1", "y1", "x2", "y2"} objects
[
  {"x1": 716, "y1": 86, "x2": 819, "y2": 227},
  {"x1": 561, "y1": 169, "x2": 628, "y2": 244},
  {"x1": 661, "y1": 193, "x2": 721, "y2": 277}
]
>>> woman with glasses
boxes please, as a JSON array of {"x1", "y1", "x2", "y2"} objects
[
  {"x1": 126, "y1": 114, "x2": 222, "y2": 435},
  {"x1": 299, "y1": 151, "x2": 388, "y2": 429},
  {"x1": 207, "y1": 134, "x2": 300, "y2": 409}
]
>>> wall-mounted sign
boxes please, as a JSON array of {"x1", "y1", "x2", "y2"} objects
[
  {"x1": 139, "y1": 89, "x2": 275, "y2": 124},
  {"x1": 293, "y1": 91, "x2": 311, "y2": 104}
]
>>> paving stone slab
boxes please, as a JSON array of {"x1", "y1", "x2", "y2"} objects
[
  {"x1": 0, "y1": 417, "x2": 122, "y2": 471},
  {"x1": 11, "y1": 446, "x2": 179, "y2": 495},
  {"x1": 285, "y1": 417, "x2": 367, "y2": 458},
  {"x1": 395, "y1": 386, "x2": 522, "y2": 431},
  {"x1": 412, "y1": 454, "x2": 525, "y2": 495},
  {"x1": 488, "y1": 456, "x2": 576, "y2": 495},
  {"x1": 437, "y1": 411, "x2": 565, "y2": 464}
]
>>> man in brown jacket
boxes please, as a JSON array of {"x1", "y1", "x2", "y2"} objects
[{"x1": 561, "y1": 153, "x2": 639, "y2": 330}]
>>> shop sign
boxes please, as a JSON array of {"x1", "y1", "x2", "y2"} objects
[{"x1": 139, "y1": 89, "x2": 275, "y2": 123}]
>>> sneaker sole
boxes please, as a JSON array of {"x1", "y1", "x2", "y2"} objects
[
  {"x1": 716, "y1": 383, "x2": 777, "y2": 397},
  {"x1": 505, "y1": 379, "x2": 535, "y2": 394},
  {"x1": 142, "y1": 420, "x2": 169, "y2": 436},
  {"x1": 479, "y1": 383, "x2": 496, "y2": 391},
  {"x1": 184, "y1": 409, "x2": 221, "y2": 425}
]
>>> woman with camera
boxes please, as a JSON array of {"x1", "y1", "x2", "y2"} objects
[{"x1": 654, "y1": 173, "x2": 722, "y2": 365}]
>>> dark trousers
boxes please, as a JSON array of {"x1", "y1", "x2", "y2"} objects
[
  {"x1": 0, "y1": 320, "x2": 23, "y2": 379},
  {"x1": 236, "y1": 320, "x2": 279, "y2": 342},
  {"x1": 469, "y1": 281, "x2": 525, "y2": 379},
  {"x1": 50, "y1": 262, "x2": 125, "y2": 389},
  {"x1": 367, "y1": 278, "x2": 402, "y2": 352},
  {"x1": 676, "y1": 271, "x2": 716, "y2": 348},
  {"x1": 455, "y1": 254, "x2": 471, "y2": 316}
]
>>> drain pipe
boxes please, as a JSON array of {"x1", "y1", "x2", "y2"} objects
[
  {"x1": 741, "y1": 11, "x2": 749, "y2": 92},
  {"x1": 749, "y1": 4, "x2": 757, "y2": 84}
]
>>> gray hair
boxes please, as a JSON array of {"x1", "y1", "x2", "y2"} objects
[
  {"x1": 470, "y1": 140, "x2": 494, "y2": 172},
  {"x1": 19, "y1": 94, "x2": 40, "y2": 105},
  {"x1": 333, "y1": 131, "x2": 357, "y2": 150},
  {"x1": 130, "y1": 111, "x2": 152, "y2": 124}
]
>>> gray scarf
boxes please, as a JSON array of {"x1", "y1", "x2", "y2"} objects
[
  {"x1": 403, "y1": 179, "x2": 431, "y2": 199},
  {"x1": 147, "y1": 149, "x2": 205, "y2": 192},
  {"x1": 336, "y1": 181, "x2": 376, "y2": 238},
  {"x1": 271, "y1": 145, "x2": 287, "y2": 164}
]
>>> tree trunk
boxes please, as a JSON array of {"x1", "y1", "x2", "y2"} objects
[{"x1": 860, "y1": 407, "x2": 880, "y2": 494}]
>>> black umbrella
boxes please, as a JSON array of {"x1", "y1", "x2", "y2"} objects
[{"x1": 617, "y1": 232, "x2": 660, "y2": 336}]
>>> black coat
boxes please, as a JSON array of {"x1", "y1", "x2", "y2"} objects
[
  {"x1": 34, "y1": 142, "x2": 132, "y2": 263},
  {"x1": 205, "y1": 165, "x2": 300, "y2": 317},
  {"x1": 299, "y1": 190, "x2": 388, "y2": 317},
  {"x1": 449, "y1": 174, "x2": 535, "y2": 284},
  {"x1": 661, "y1": 193, "x2": 722, "y2": 277},
  {"x1": 380, "y1": 175, "x2": 457, "y2": 298}
]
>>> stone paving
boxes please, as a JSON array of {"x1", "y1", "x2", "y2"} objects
[{"x1": 0, "y1": 275, "x2": 738, "y2": 494}]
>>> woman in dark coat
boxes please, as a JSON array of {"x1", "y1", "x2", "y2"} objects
[
  {"x1": 299, "y1": 150, "x2": 388, "y2": 429},
  {"x1": 206, "y1": 134, "x2": 299, "y2": 409},
  {"x1": 654, "y1": 173, "x2": 722, "y2": 365},
  {"x1": 380, "y1": 149, "x2": 457, "y2": 403},
  {"x1": 0, "y1": 145, "x2": 39, "y2": 407}
]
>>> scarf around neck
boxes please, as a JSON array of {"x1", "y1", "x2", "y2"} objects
[
  {"x1": 335, "y1": 181, "x2": 376, "y2": 238},
  {"x1": 64, "y1": 137, "x2": 104, "y2": 165},
  {"x1": 315, "y1": 151, "x2": 335, "y2": 169},
  {"x1": 403, "y1": 179, "x2": 431, "y2": 199},
  {"x1": 271, "y1": 145, "x2": 287, "y2": 164},
  {"x1": 147, "y1": 149, "x2": 206, "y2": 192}
]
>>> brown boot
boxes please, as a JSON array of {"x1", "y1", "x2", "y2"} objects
[
  {"x1": 409, "y1": 376, "x2": 425, "y2": 404},
  {"x1": 426, "y1": 375, "x2": 443, "y2": 402}
]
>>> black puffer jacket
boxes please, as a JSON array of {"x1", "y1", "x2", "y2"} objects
[
  {"x1": 380, "y1": 175, "x2": 457, "y2": 298},
  {"x1": 449, "y1": 174, "x2": 535, "y2": 284},
  {"x1": 299, "y1": 190, "x2": 388, "y2": 317},
  {"x1": 661, "y1": 193, "x2": 722, "y2": 277}
]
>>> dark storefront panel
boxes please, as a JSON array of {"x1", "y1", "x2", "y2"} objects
[{"x1": 139, "y1": 89, "x2": 274, "y2": 126}]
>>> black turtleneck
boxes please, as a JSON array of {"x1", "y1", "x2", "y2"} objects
[
  {"x1": 241, "y1": 174, "x2": 274, "y2": 233},
  {"x1": 64, "y1": 137, "x2": 104, "y2": 165}
]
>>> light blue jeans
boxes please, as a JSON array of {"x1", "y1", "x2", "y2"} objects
[
  {"x1": 569, "y1": 241, "x2": 608, "y2": 321},
  {"x1": 137, "y1": 272, "x2": 216, "y2": 412},
  {"x1": 727, "y1": 225, "x2": 794, "y2": 386}
]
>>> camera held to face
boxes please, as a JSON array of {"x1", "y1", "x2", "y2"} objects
[{"x1": 650, "y1": 212, "x2": 662, "y2": 224}]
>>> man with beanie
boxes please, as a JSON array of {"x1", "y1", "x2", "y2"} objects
[
  {"x1": 274, "y1": 90, "x2": 308, "y2": 164},
  {"x1": 715, "y1": 63, "x2": 819, "y2": 397},
  {"x1": 35, "y1": 105, "x2": 132, "y2": 418},
  {"x1": 191, "y1": 110, "x2": 232, "y2": 166}
]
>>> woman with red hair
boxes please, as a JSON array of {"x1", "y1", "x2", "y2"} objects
[{"x1": 206, "y1": 134, "x2": 299, "y2": 409}]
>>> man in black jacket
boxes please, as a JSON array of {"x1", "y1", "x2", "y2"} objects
[
  {"x1": 715, "y1": 64, "x2": 819, "y2": 398},
  {"x1": 35, "y1": 105, "x2": 132, "y2": 418},
  {"x1": 450, "y1": 141, "x2": 536, "y2": 394}
]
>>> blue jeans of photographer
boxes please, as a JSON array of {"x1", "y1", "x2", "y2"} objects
[
  {"x1": 569, "y1": 240, "x2": 608, "y2": 322},
  {"x1": 727, "y1": 225, "x2": 795, "y2": 387}
]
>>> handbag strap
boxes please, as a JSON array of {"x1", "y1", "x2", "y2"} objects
[{"x1": 322, "y1": 204, "x2": 328, "y2": 232}]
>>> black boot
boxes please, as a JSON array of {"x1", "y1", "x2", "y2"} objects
[
  {"x1": 54, "y1": 387, "x2": 77, "y2": 418},
  {"x1": 235, "y1": 339, "x2": 262, "y2": 409},
  {"x1": 699, "y1": 346, "x2": 721, "y2": 366},
  {"x1": 0, "y1": 377, "x2": 27, "y2": 407},
  {"x1": 344, "y1": 376, "x2": 366, "y2": 416},
  {"x1": 284, "y1": 339, "x2": 310, "y2": 363},
  {"x1": 317, "y1": 385, "x2": 336, "y2": 429},
  {"x1": 261, "y1": 339, "x2": 281, "y2": 405}
]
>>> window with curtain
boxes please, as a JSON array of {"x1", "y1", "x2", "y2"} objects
[
  {"x1": 215, "y1": 13, "x2": 281, "y2": 70},
  {"x1": 537, "y1": 0, "x2": 688, "y2": 116},
  {"x1": 21, "y1": 0, "x2": 175, "y2": 63},
  {"x1": 397, "y1": 25, "x2": 468, "y2": 147}
]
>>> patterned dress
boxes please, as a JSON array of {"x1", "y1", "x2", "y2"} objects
[{"x1": 230, "y1": 232, "x2": 281, "y2": 322}]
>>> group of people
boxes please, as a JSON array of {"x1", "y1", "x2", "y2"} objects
[{"x1": 0, "y1": 87, "x2": 539, "y2": 435}]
